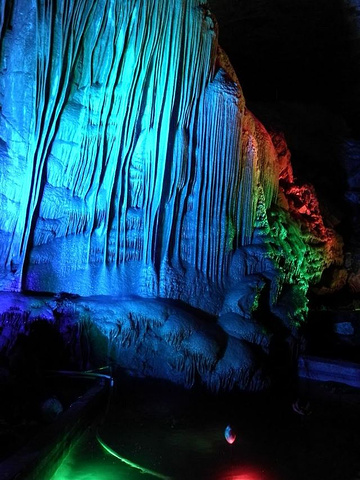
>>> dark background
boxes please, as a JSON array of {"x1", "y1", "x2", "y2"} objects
[{"x1": 209, "y1": 0, "x2": 360, "y2": 136}]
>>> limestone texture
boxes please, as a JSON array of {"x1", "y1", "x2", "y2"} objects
[{"x1": 0, "y1": 0, "x2": 342, "y2": 390}]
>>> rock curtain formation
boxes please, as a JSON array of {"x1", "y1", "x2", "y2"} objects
[
  {"x1": 0, "y1": 0, "x2": 342, "y2": 390},
  {"x1": 0, "y1": 0, "x2": 279, "y2": 307}
]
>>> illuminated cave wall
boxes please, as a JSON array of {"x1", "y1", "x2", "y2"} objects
[
  {"x1": 0, "y1": 1, "x2": 341, "y2": 322},
  {"x1": 0, "y1": 0, "x2": 278, "y2": 309},
  {"x1": 0, "y1": 0, "x2": 345, "y2": 391}
]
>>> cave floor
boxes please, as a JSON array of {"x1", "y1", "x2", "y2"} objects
[{"x1": 51, "y1": 375, "x2": 360, "y2": 480}]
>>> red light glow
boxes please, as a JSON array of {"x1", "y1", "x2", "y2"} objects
[{"x1": 215, "y1": 465, "x2": 275, "y2": 480}]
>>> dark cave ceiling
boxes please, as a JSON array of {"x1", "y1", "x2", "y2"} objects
[{"x1": 209, "y1": 0, "x2": 360, "y2": 135}]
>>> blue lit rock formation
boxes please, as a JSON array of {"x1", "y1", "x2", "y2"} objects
[
  {"x1": 0, "y1": 0, "x2": 278, "y2": 307},
  {"x1": 0, "y1": 0, "x2": 342, "y2": 390}
]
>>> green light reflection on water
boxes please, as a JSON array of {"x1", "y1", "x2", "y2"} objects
[{"x1": 50, "y1": 432, "x2": 155, "y2": 480}]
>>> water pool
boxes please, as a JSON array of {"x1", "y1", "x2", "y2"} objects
[
  {"x1": 50, "y1": 377, "x2": 360, "y2": 480},
  {"x1": 50, "y1": 422, "x2": 274, "y2": 480}
]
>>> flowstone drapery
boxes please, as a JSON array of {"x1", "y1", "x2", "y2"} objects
[
  {"x1": 0, "y1": 0, "x2": 342, "y2": 390},
  {"x1": 0, "y1": 0, "x2": 279, "y2": 306}
]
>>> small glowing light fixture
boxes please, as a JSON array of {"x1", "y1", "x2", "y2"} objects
[{"x1": 224, "y1": 425, "x2": 236, "y2": 444}]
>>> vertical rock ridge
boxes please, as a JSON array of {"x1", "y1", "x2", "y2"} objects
[{"x1": 0, "y1": 0, "x2": 335, "y2": 316}]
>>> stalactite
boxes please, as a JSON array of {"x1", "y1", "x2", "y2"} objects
[
  {"x1": 0, "y1": 0, "x2": 282, "y2": 310},
  {"x1": 0, "y1": 0, "x2": 342, "y2": 367}
]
